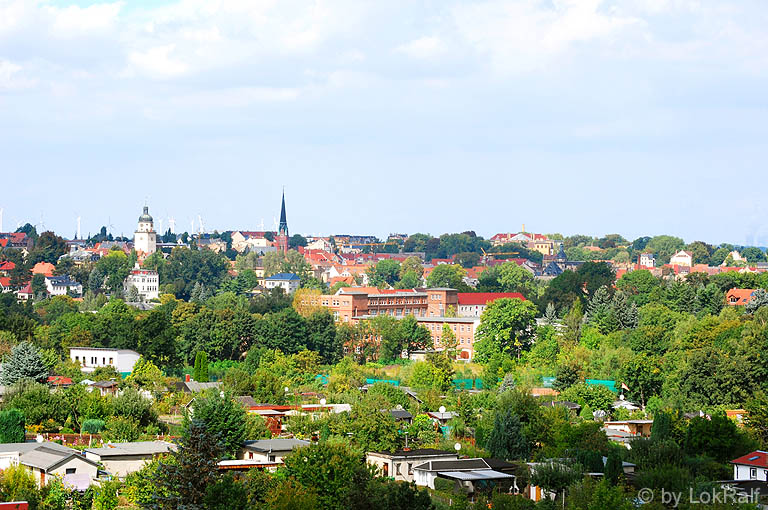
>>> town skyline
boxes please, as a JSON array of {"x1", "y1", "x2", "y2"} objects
[
  {"x1": 0, "y1": 198, "x2": 766, "y2": 250},
  {"x1": 2, "y1": 1, "x2": 768, "y2": 246}
]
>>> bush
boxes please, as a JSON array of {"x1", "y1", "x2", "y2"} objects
[
  {"x1": 82, "y1": 418, "x2": 106, "y2": 434},
  {"x1": 0, "y1": 408, "x2": 26, "y2": 443},
  {"x1": 0, "y1": 464, "x2": 40, "y2": 508},
  {"x1": 102, "y1": 416, "x2": 141, "y2": 442}
]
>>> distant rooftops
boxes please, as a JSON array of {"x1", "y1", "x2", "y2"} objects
[{"x1": 265, "y1": 272, "x2": 300, "y2": 281}]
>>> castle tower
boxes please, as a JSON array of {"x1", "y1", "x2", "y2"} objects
[
  {"x1": 134, "y1": 206, "x2": 157, "y2": 256},
  {"x1": 277, "y1": 190, "x2": 289, "y2": 253}
]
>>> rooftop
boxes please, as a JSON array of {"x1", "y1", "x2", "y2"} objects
[
  {"x1": 242, "y1": 439, "x2": 310, "y2": 453},
  {"x1": 86, "y1": 441, "x2": 175, "y2": 457}
]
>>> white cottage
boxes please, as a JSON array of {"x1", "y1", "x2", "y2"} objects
[
  {"x1": 0, "y1": 442, "x2": 99, "y2": 488},
  {"x1": 69, "y1": 347, "x2": 140, "y2": 376}
]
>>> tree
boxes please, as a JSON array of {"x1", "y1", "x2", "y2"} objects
[
  {"x1": 366, "y1": 259, "x2": 401, "y2": 287},
  {"x1": 0, "y1": 409, "x2": 25, "y2": 443},
  {"x1": 397, "y1": 315, "x2": 431, "y2": 357},
  {"x1": 307, "y1": 310, "x2": 342, "y2": 364},
  {"x1": 425, "y1": 264, "x2": 466, "y2": 289},
  {"x1": 400, "y1": 256, "x2": 424, "y2": 278},
  {"x1": 284, "y1": 442, "x2": 373, "y2": 510},
  {"x1": 746, "y1": 288, "x2": 768, "y2": 314},
  {"x1": 185, "y1": 390, "x2": 246, "y2": 458},
  {"x1": 486, "y1": 410, "x2": 529, "y2": 461},
  {"x1": 288, "y1": 234, "x2": 308, "y2": 249},
  {"x1": 577, "y1": 262, "x2": 615, "y2": 299},
  {"x1": 646, "y1": 235, "x2": 685, "y2": 264},
  {"x1": 620, "y1": 354, "x2": 662, "y2": 407},
  {"x1": 150, "y1": 420, "x2": 225, "y2": 510},
  {"x1": 0, "y1": 341, "x2": 48, "y2": 384},
  {"x1": 543, "y1": 303, "x2": 558, "y2": 325},
  {"x1": 742, "y1": 247, "x2": 766, "y2": 263},
  {"x1": 745, "y1": 392, "x2": 768, "y2": 447},
  {"x1": 603, "y1": 451, "x2": 624, "y2": 485},
  {"x1": 193, "y1": 351, "x2": 209, "y2": 382},
  {"x1": 529, "y1": 462, "x2": 582, "y2": 502},
  {"x1": 560, "y1": 383, "x2": 615, "y2": 411},
  {"x1": 497, "y1": 262, "x2": 536, "y2": 297},
  {"x1": 475, "y1": 298, "x2": 538, "y2": 361},
  {"x1": 28, "y1": 231, "x2": 68, "y2": 265},
  {"x1": 126, "y1": 357, "x2": 164, "y2": 389},
  {"x1": 262, "y1": 250, "x2": 311, "y2": 280}
]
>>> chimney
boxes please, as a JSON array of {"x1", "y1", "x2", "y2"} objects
[{"x1": 185, "y1": 374, "x2": 191, "y2": 382}]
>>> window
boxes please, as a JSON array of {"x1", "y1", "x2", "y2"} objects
[
  {"x1": 395, "y1": 463, "x2": 401, "y2": 475},
  {"x1": 66, "y1": 468, "x2": 76, "y2": 475},
  {"x1": 249, "y1": 452, "x2": 253, "y2": 459},
  {"x1": 109, "y1": 358, "x2": 114, "y2": 364},
  {"x1": 75, "y1": 356, "x2": 79, "y2": 362},
  {"x1": 408, "y1": 463, "x2": 413, "y2": 475},
  {"x1": 750, "y1": 468, "x2": 757, "y2": 479}
]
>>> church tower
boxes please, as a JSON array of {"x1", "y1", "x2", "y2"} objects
[
  {"x1": 277, "y1": 191, "x2": 289, "y2": 253},
  {"x1": 134, "y1": 206, "x2": 157, "y2": 256}
]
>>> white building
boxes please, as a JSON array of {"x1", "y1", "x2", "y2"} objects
[
  {"x1": 731, "y1": 451, "x2": 768, "y2": 481},
  {"x1": 366, "y1": 449, "x2": 458, "y2": 483},
  {"x1": 134, "y1": 206, "x2": 157, "y2": 256},
  {"x1": 264, "y1": 272, "x2": 300, "y2": 294},
  {"x1": 669, "y1": 250, "x2": 693, "y2": 267},
  {"x1": 69, "y1": 347, "x2": 140, "y2": 376},
  {"x1": 639, "y1": 253, "x2": 655, "y2": 268},
  {"x1": 0, "y1": 442, "x2": 99, "y2": 488},
  {"x1": 239, "y1": 438, "x2": 310, "y2": 465},
  {"x1": 85, "y1": 441, "x2": 176, "y2": 479},
  {"x1": 124, "y1": 265, "x2": 160, "y2": 301},
  {"x1": 44, "y1": 275, "x2": 83, "y2": 297}
]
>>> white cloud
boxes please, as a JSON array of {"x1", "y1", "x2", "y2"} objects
[
  {"x1": 47, "y1": 2, "x2": 123, "y2": 37},
  {"x1": 451, "y1": 0, "x2": 641, "y2": 72},
  {"x1": 127, "y1": 45, "x2": 188, "y2": 78},
  {"x1": 396, "y1": 36, "x2": 446, "y2": 59},
  {"x1": 0, "y1": 59, "x2": 35, "y2": 90}
]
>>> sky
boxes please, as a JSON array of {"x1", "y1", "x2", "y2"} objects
[{"x1": 2, "y1": 0, "x2": 768, "y2": 246}]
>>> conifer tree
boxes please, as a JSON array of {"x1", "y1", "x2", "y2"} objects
[{"x1": 0, "y1": 342, "x2": 48, "y2": 385}]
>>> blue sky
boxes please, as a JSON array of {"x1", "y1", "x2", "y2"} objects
[{"x1": 1, "y1": 0, "x2": 768, "y2": 245}]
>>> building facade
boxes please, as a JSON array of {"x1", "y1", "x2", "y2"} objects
[
  {"x1": 45, "y1": 275, "x2": 82, "y2": 297},
  {"x1": 69, "y1": 347, "x2": 140, "y2": 375},
  {"x1": 264, "y1": 273, "x2": 300, "y2": 294},
  {"x1": 134, "y1": 206, "x2": 157, "y2": 256},
  {"x1": 124, "y1": 266, "x2": 160, "y2": 301}
]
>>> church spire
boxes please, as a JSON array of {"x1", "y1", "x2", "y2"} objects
[
  {"x1": 277, "y1": 189, "x2": 289, "y2": 253},
  {"x1": 279, "y1": 189, "x2": 288, "y2": 235}
]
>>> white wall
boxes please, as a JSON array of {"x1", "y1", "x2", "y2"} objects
[{"x1": 734, "y1": 464, "x2": 768, "y2": 481}]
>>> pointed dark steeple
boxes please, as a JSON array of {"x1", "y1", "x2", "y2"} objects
[
  {"x1": 278, "y1": 190, "x2": 288, "y2": 237},
  {"x1": 556, "y1": 243, "x2": 567, "y2": 262}
]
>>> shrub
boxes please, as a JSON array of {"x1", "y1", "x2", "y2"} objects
[
  {"x1": 0, "y1": 408, "x2": 26, "y2": 443},
  {"x1": 102, "y1": 416, "x2": 141, "y2": 442},
  {"x1": 82, "y1": 418, "x2": 106, "y2": 434}
]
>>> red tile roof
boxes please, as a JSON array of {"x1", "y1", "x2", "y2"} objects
[
  {"x1": 0, "y1": 277, "x2": 10, "y2": 288},
  {"x1": 731, "y1": 451, "x2": 768, "y2": 468},
  {"x1": 457, "y1": 292, "x2": 525, "y2": 306},
  {"x1": 31, "y1": 262, "x2": 55, "y2": 276},
  {"x1": 47, "y1": 376, "x2": 73, "y2": 386},
  {"x1": 0, "y1": 261, "x2": 15, "y2": 271},
  {"x1": 726, "y1": 288, "x2": 756, "y2": 305},
  {"x1": 0, "y1": 239, "x2": 7, "y2": 248}
]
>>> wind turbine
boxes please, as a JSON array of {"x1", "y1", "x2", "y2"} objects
[
  {"x1": 157, "y1": 218, "x2": 164, "y2": 235},
  {"x1": 169, "y1": 217, "x2": 176, "y2": 234},
  {"x1": 38, "y1": 212, "x2": 45, "y2": 232},
  {"x1": 76, "y1": 215, "x2": 82, "y2": 240},
  {"x1": 198, "y1": 215, "x2": 205, "y2": 234}
]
